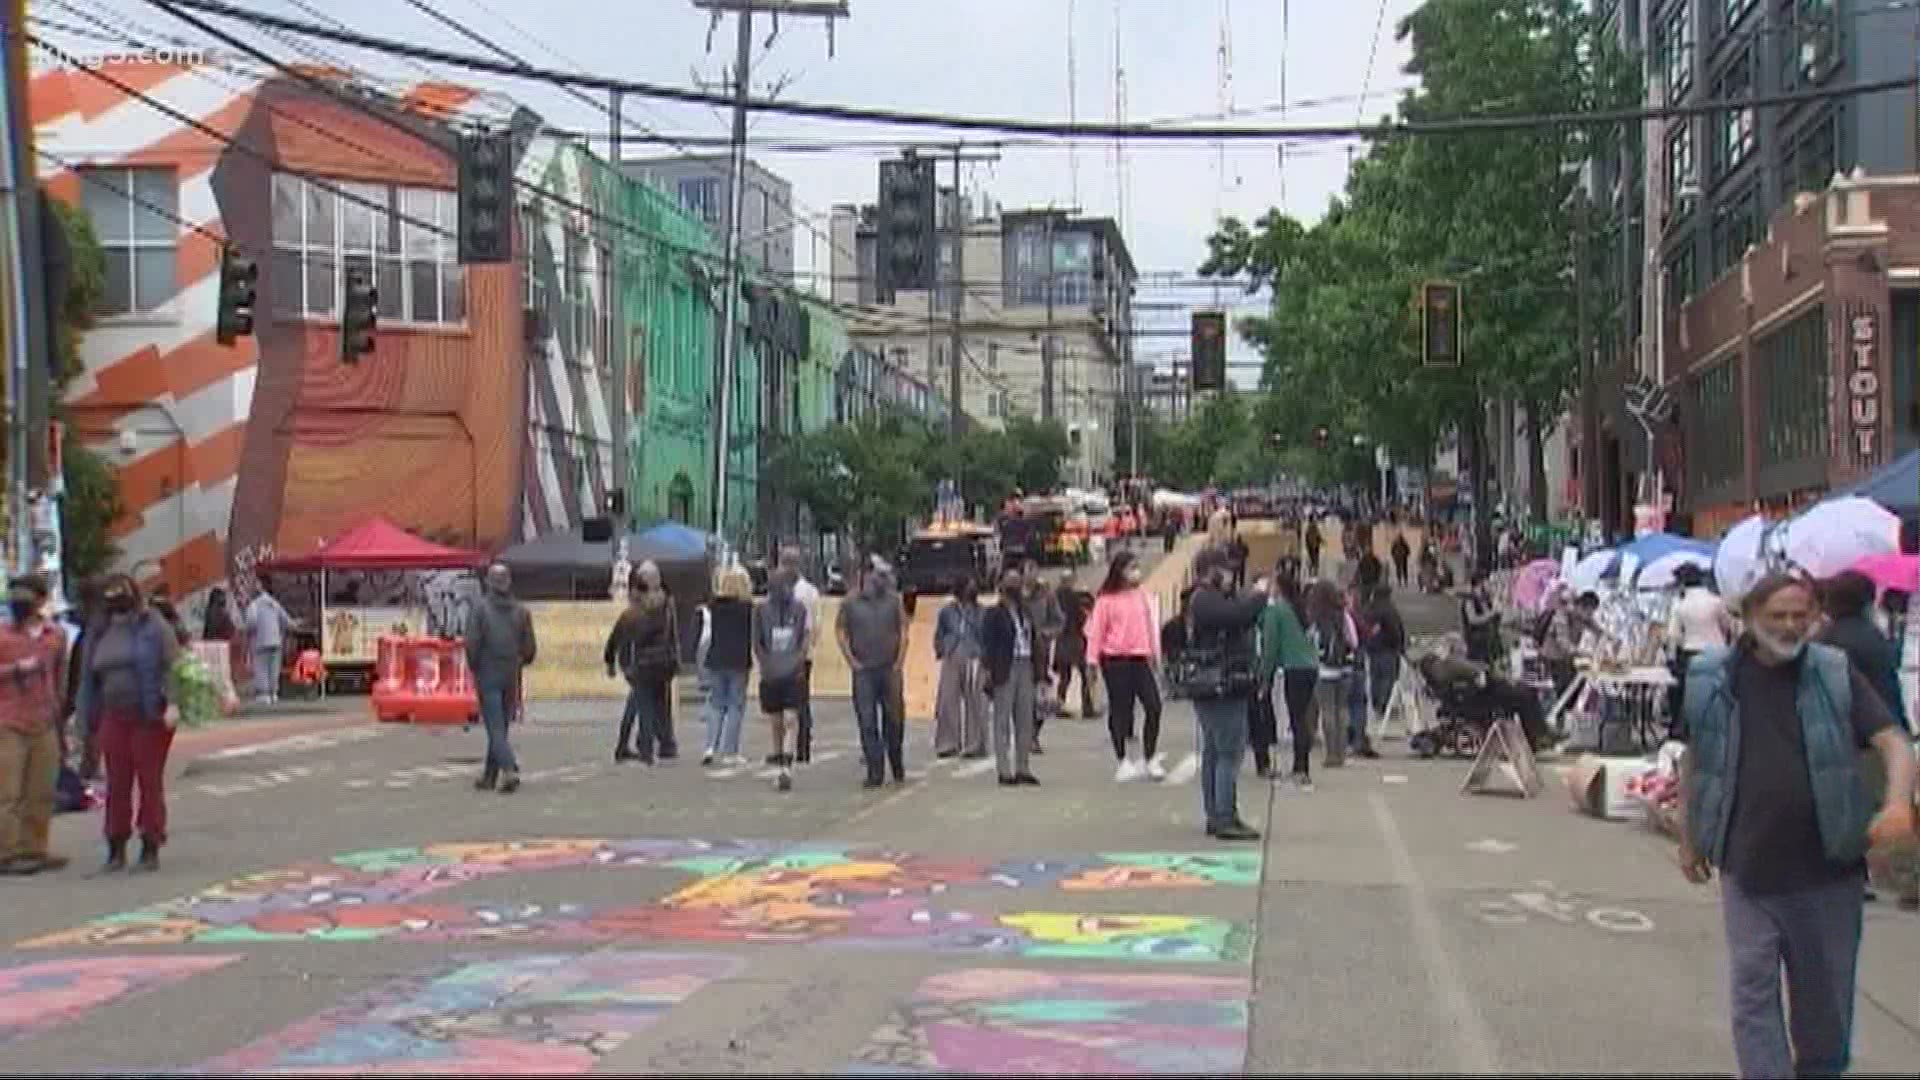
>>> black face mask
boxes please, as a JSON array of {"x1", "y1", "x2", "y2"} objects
[
  {"x1": 105, "y1": 593, "x2": 134, "y2": 614},
  {"x1": 9, "y1": 599, "x2": 36, "y2": 624}
]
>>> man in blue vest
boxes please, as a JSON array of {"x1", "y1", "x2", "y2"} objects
[{"x1": 1677, "y1": 572, "x2": 1916, "y2": 1079}]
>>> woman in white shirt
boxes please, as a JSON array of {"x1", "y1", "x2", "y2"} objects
[{"x1": 1665, "y1": 563, "x2": 1731, "y2": 734}]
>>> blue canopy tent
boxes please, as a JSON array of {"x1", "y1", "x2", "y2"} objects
[{"x1": 1839, "y1": 448, "x2": 1918, "y2": 517}]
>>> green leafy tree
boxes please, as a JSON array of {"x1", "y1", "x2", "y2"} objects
[
  {"x1": 1001, "y1": 416, "x2": 1072, "y2": 493},
  {"x1": 1201, "y1": 0, "x2": 1633, "y2": 540},
  {"x1": 768, "y1": 410, "x2": 934, "y2": 553},
  {"x1": 45, "y1": 197, "x2": 122, "y2": 582}
]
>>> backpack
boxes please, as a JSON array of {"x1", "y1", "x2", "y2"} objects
[
  {"x1": 1531, "y1": 607, "x2": 1558, "y2": 646},
  {"x1": 1312, "y1": 615, "x2": 1353, "y2": 670}
]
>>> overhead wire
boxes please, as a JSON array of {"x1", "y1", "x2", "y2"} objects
[{"x1": 136, "y1": 0, "x2": 1920, "y2": 141}]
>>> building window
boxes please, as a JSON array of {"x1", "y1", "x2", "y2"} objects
[
  {"x1": 1688, "y1": 356, "x2": 1744, "y2": 493},
  {"x1": 1756, "y1": 305, "x2": 1829, "y2": 469},
  {"x1": 1053, "y1": 232, "x2": 1094, "y2": 307},
  {"x1": 518, "y1": 203, "x2": 545, "y2": 310},
  {"x1": 561, "y1": 227, "x2": 593, "y2": 361},
  {"x1": 1666, "y1": 120, "x2": 1696, "y2": 211},
  {"x1": 987, "y1": 343, "x2": 999, "y2": 372},
  {"x1": 596, "y1": 242, "x2": 613, "y2": 370},
  {"x1": 1787, "y1": 0, "x2": 1838, "y2": 87},
  {"x1": 1780, "y1": 107, "x2": 1839, "y2": 198},
  {"x1": 1658, "y1": 1, "x2": 1693, "y2": 98},
  {"x1": 79, "y1": 166, "x2": 178, "y2": 317},
  {"x1": 1665, "y1": 242, "x2": 1696, "y2": 309},
  {"x1": 1008, "y1": 225, "x2": 1050, "y2": 305},
  {"x1": 1710, "y1": 48, "x2": 1756, "y2": 178},
  {"x1": 1709, "y1": 183, "x2": 1758, "y2": 278},
  {"x1": 678, "y1": 177, "x2": 722, "y2": 225},
  {"x1": 271, "y1": 173, "x2": 464, "y2": 326},
  {"x1": 1721, "y1": 0, "x2": 1756, "y2": 32}
]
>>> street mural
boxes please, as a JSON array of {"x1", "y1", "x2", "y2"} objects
[
  {"x1": 0, "y1": 955, "x2": 240, "y2": 1047},
  {"x1": 847, "y1": 968, "x2": 1250, "y2": 1074},
  {"x1": 18, "y1": 839, "x2": 1256, "y2": 963},
  {"x1": 199, "y1": 952, "x2": 741, "y2": 1075}
]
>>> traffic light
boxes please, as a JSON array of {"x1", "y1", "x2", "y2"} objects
[
  {"x1": 1191, "y1": 310, "x2": 1227, "y2": 390},
  {"x1": 1420, "y1": 281, "x2": 1462, "y2": 367},
  {"x1": 341, "y1": 270, "x2": 377, "y2": 363},
  {"x1": 457, "y1": 129, "x2": 514, "y2": 264},
  {"x1": 214, "y1": 246, "x2": 258, "y2": 346},
  {"x1": 876, "y1": 154, "x2": 936, "y2": 295}
]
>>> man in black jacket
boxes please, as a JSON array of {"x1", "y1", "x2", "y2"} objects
[
  {"x1": 981, "y1": 568, "x2": 1042, "y2": 787},
  {"x1": 1186, "y1": 547, "x2": 1268, "y2": 840}
]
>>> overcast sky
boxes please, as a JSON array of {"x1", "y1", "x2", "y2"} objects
[{"x1": 61, "y1": 0, "x2": 1427, "y2": 379}]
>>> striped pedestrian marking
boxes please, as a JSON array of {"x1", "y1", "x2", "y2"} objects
[
  {"x1": 1164, "y1": 752, "x2": 1201, "y2": 786},
  {"x1": 952, "y1": 757, "x2": 997, "y2": 779},
  {"x1": 755, "y1": 749, "x2": 845, "y2": 779}
]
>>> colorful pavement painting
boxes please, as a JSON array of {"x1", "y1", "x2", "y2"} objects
[
  {"x1": 848, "y1": 968, "x2": 1250, "y2": 1074},
  {"x1": 199, "y1": 952, "x2": 742, "y2": 1075},
  {"x1": 0, "y1": 955, "x2": 240, "y2": 1047},
  {"x1": 18, "y1": 840, "x2": 1257, "y2": 963}
]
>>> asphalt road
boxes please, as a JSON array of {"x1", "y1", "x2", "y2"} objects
[{"x1": 3, "y1": 552, "x2": 1915, "y2": 1075}]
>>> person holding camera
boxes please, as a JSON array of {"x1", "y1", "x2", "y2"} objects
[{"x1": 1180, "y1": 547, "x2": 1269, "y2": 841}]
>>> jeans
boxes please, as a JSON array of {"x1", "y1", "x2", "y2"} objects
[
  {"x1": 98, "y1": 709, "x2": 173, "y2": 842},
  {"x1": 702, "y1": 669, "x2": 748, "y2": 758},
  {"x1": 477, "y1": 678, "x2": 519, "y2": 777},
  {"x1": 619, "y1": 677, "x2": 667, "y2": 761},
  {"x1": 795, "y1": 661, "x2": 815, "y2": 760},
  {"x1": 252, "y1": 645, "x2": 282, "y2": 701},
  {"x1": 1722, "y1": 872, "x2": 1865, "y2": 1079},
  {"x1": 1281, "y1": 669, "x2": 1319, "y2": 777},
  {"x1": 852, "y1": 666, "x2": 906, "y2": 781},
  {"x1": 1367, "y1": 652, "x2": 1401, "y2": 724},
  {"x1": 1193, "y1": 695, "x2": 1249, "y2": 830},
  {"x1": 1316, "y1": 674, "x2": 1351, "y2": 766}
]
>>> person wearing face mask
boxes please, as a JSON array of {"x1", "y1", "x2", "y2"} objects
[
  {"x1": 981, "y1": 567, "x2": 1042, "y2": 788},
  {"x1": 464, "y1": 564, "x2": 537, "y2": 793},
  {"x1": 1183, "y1": 547, "x2": 1268, "y2": 841},
  {"x1": 1677, "y1": 573, "x2": 1917, "y2": 1079},
  {"x1": 932, "y1": 578, "x2": 987, "y2": 760},
  {"x1": 75, "y1": 575, "x2": 179, "y2": 872},
  {"x1": 837, "y1": 558, "x2": 908, "y2": 788},
  {"x1": 753, "y1": 567, "x2": 810, "y2": 791},
  {"x1": 0, "y1": 575, "x2": 69, "y2": 875},
  {"x1": 1085, "y1": 551, "x2": 1165, "y2": 782},
  {"x1": 630, "y1": 561, "x2": 680, "y2": 760}
]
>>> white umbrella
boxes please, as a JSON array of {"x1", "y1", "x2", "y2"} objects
[
  {"x1": 1567, "y1": 549, "x2": 1617, "y2": 594},
  {"x1": 1714, "y1": 514, "x2": 1775, "y2": 602},
  {"x1": 1783, "y1": 496, "x2": 1902, "y2": 579},
  {"x1": 1637, "y1": 549, "x2": 1714, "y2": 591}
]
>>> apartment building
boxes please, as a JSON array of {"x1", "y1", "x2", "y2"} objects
[
  {"x1": 828, "y1": 196, "x2": 1137, "y2": 487},
  {"x1": 1580, "y1": 0, "x2": 1920, "y2": 536}
]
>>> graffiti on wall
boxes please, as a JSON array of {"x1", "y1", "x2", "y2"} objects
[
  {"x1": 847, "y1": 968, "x2": 1250, "y2": 1075},
  {"x1": 0, "y1": 955, "x2": 240, "y2": 1047},
  {"x1": 201, "y1": 952, "x2": 740, "y2": 1075},
  {"x1": 19, "y1": 839, "x2": 1256, "y2": 963}
]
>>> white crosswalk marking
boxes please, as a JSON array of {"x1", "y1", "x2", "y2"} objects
[
  {"x1": 953, "y1": 758, "x2": 997, "y2": 779},
  {"x1": 1165, "y1": 752, "x2": 1201, "y2": 786}
]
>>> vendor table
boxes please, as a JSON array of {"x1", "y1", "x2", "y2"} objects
[{"x1": 1549, "y1": 662, "x2": 1674, "y2": 755}]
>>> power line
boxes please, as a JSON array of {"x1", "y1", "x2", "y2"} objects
[
  {"x1": 1355, "y1": 0, "x2": 1390, "y2": 127},
  {"x1": 139, "y1": 0, "x2": 1920, "y2": 141}
]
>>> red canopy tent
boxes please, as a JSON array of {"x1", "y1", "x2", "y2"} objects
[{"x1": 260, "y1": 517, "x2": 485, "y2": 572}]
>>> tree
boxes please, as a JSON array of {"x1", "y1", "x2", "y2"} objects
[
  {"x1": 1001, "y1": 416, "x2": 1072, "y2": 493},
  {"x1": 45, "y1": 197, "x2": 122, "y2": 582},
  {"x1": 1201, "y1": 0, "x2": 1633, "y2": 544},
  {"x1": 767, "y1": 410, "x2": 933, "y2": 554}
]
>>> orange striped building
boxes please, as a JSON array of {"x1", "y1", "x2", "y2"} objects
[{"x1": 32, "y1": 58, "x2": 524, "y2": 600}]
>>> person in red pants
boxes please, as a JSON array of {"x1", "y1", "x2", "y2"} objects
[{"x1": 74, "y1": 574, "x2": 179, "y2": 872}]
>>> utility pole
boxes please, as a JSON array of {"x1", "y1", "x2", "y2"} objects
[
  {"x1": 1575, "y1": 191, "x2": 1600, "y2": 527},
  {"x1": 948, "y1": 143, "x2": 964, "y2": 436},
  {"x1": 608, "y1": 89, "x2": 628, "y2": 526},
  {"x1": 692, "y1": 0, "x2": 846, "y2": 546},
  {"x1": 1041, "y1": 209, "x2": 1056, "y2": 421}
]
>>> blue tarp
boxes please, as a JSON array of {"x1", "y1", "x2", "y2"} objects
[
  {"x1": 1840, "y1": 448, "x2": 1919, "y2": 516},
  {"x1": 635, "y1": 522, "x2": 712, "y2": 562},
  {"x1": 1617, "y1": 532, "x2": 1714, "y2": 566}
]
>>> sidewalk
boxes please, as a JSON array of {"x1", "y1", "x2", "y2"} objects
[{"x1": 172, "y1": 697, "x2": 373, "y2": 758}]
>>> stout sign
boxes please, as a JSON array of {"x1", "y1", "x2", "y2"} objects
[{"x1": 1842, "y1": 303, "x2": 1883, "y2": 468}]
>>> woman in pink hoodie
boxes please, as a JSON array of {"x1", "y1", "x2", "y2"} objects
[{"x1": 1085, "y1": 551, "x2": 1165, "y2": 782}]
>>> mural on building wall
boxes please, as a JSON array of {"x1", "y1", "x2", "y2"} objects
[
  {"x1": 33, "y1": 63, "x2": 523, "y2": 599},
  {"x1": 201, "y1": 952, "x2": 741, "y2": 1075},
  {"x1": 19, "y1": 839, "x2": 1255, "y2": 963},
  {"x1": 847, "y1": 969, "x2": 1250, "y2": 1075},
  {"x1": 0, "y1": 954, "x2": 240, "y2": 1047}
]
